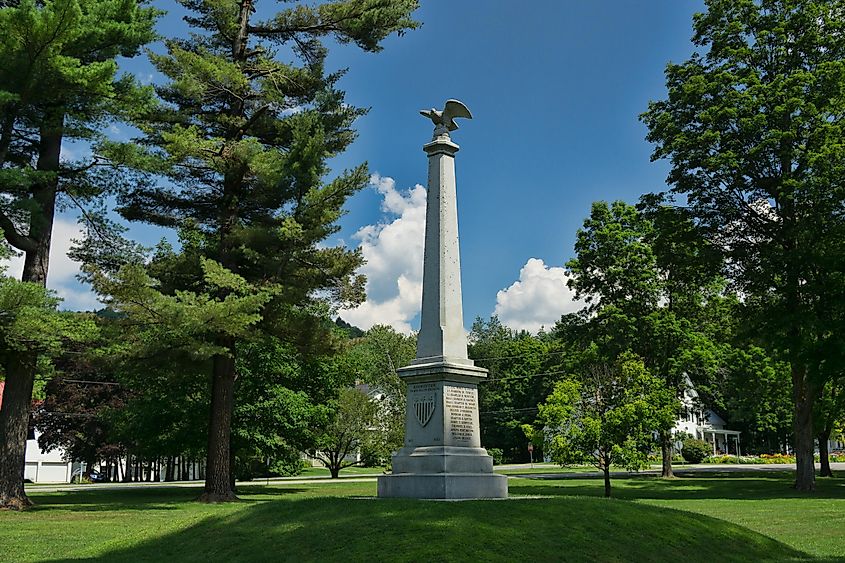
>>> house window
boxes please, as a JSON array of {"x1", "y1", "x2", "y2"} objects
[{"x1": 27, "y1": 427, "x2": 35, "y2": 440}]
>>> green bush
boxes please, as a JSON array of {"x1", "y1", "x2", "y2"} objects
[
  {"x1": 270, "y1": 448, "x2": 307, "y2": 477},
  {"x1": 487, "y1": 448, "x2": 504, "y2": 465},
  {"x1": 681, "y1": 438, "x2": 711, "y2": 464}
]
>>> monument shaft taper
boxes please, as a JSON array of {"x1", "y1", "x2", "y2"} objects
[
  {"x1": 415, "y1": 137, "x2": 468, "y2": 364},
  {"x1": 377, "y1": 100, "x2": 508, "y2": 499}
]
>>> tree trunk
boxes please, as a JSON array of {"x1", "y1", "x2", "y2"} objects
[
  {"x1": 164, "y1": 457, "x2": 174, "y2": 482},
  {"x1": 330, "y1": 464, "x2": 340, "y2": 479},
  {"x1": 792, "y1": 366, "x2": 816, "y2": 491},
  {"x1": 818, "y1": 428, "x2": 833, "y2": 478},
  {"x1": 0, "y1": 354, "x2": 37, "y2": 510},
  {"x1": 603, "y1": 466, "x2": 612, "y2": 498},
  {"x1": 661, "y1": 431, "x2": 674, "y2": 478},
  {"x1": 84, "y1": 455, "x2": 95, "y2": 478},
  {"x1": 0, "y1": 115, "x2": 62, "y2": 510},
  {"x1": 122, "y1": 454, "x2": 131, "y2": 482},
  {"x1": 198, "y1": 337, "x2": 238, "y2": 502}
]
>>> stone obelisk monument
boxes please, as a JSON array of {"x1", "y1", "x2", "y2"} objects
[{"x1": 377, "y1": 100, "x2": 508, "y2": 499}]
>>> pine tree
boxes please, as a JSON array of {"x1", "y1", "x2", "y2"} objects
[
  {"x1": 0, "y1": 0, "x2": 157, "y2": 510},
  {"x1": 104, "y1": 0, "x2": 418, "y2": 501}
]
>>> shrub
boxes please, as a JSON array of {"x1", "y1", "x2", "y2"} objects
[
  {"x1": 270, "y1": 448, "x2": 307, "y2": 477},
  {"x1": 681, "y1": 438, "x2": 711, "y2": 464},
  {"x1": 487, "y1": 448, "x2": 504, "y2": 465}
]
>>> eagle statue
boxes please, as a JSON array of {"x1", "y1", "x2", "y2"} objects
[{"x1": 420, "y1": 99, "x2": 472, "y2": 138}]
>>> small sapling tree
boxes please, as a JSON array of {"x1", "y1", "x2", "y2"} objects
[{"x1": 528, "y1": 354, "x2": 677, "y2": 497}]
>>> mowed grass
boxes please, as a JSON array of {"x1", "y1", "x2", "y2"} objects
[{"x1": 0, "y1": 473, "x2": 842, "y2": 562}]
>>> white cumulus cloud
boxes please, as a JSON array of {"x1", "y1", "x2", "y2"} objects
[
  {"x1": 493, "y1": 258, "x2": 585, "y2": 334},
  {"x1": 2, "y1": 217, "x2": 101, "y2": 311},
  {"x1": 338, "y1": 174, "x2": 426, "y2": 333}
]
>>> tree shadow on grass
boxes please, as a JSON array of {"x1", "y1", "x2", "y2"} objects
[
  {"x1": 27, "y1": 486, "x2": 308, "y2": 513},
  {"x1": 510, "y1": 472, "x2": 845, "y2": 501},
  {"x1": 45, "y1": 494, "x2": 810, "y2": 563}
]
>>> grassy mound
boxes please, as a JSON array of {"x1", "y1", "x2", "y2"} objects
[{"x1": 2, "y1": 476, "x2": 825, "y2": 562}]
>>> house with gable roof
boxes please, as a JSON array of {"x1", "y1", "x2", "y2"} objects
[{"x1": 674, "y1": 375, "x2": 742, "y2": 456}]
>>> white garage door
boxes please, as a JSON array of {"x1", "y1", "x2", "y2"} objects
[
  {"x1": 37, "y1": 462, "x2": 70, "y2": 483},
  {"x1": 24, "y1": 462, "x2": 37, "y2": 482}
]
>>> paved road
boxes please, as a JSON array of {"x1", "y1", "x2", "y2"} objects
[
  {"x1": 27, "y1": 462, "x2": 844, "y2": 493},
  {"x1": 26, "y1": 473, "x2": 384, "y2": 493},
  {"x1": 505, "y1": 462, "x2": 845, "y2": 480}
]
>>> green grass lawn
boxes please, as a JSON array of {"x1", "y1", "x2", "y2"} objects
[
  {"x1": 495, "y1": 463, "x2": 632, "y2": 476},
  {"x1": 1, "y1": 472, "x2": 843, "y2": 562},
  {"x1": 296, "y1": 465, "x2": 386, "y2": 478}
]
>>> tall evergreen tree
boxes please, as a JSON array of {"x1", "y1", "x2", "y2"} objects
[
  {"x1": 642, "y1": 0, "x2": 845, "y2": 490},
  {"x1": 104, "y1": 0, "x2": 418, "y2": 501},
  {"x1": 0, "y1": 0, "x2": 157, "y2": 509}
]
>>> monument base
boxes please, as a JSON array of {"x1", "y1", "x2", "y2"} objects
[
  {"x1": 378, "y1": 473, "x2": 508, "y2": 499},
  {"x1": 378, "y1": 446, "x2": 508, "y2": 499}
]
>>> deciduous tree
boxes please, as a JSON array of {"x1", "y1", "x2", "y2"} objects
[
  {"x1": 312, "y1": 387, "x2": 376, "y2": 478},
  {"x1": 528, "y1": 354, "x2": 677, "y2": 497},
  {"x1": 642, "y1": 0, "x2": 845, "y2": 490}
]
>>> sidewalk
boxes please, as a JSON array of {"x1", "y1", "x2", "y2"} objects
[{"x1": 27, "y1": 462, "x2": 844, "y2": 493}]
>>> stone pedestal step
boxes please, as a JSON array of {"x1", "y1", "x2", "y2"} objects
[{"x1": 377, "y1": 472, "x2": 508, "y2": 499}]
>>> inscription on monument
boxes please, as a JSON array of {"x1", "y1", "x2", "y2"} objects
[{"x1": 444, "y1": 386, "x2": 477, "y2": 444}]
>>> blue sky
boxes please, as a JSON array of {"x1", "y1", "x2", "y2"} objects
[{"x1": 4, "y1": 1, "x2": 706, "y2": 333}]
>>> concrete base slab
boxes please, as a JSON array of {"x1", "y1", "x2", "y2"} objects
[{"x1": 377, "y1": 472, "x2": 508, "y2": 499}]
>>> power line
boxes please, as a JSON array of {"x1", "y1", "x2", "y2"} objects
[
  {"x1": 33, "y1": 378, "x2": 121, "y2": 386},
  {"x1": 479, "y1": 407, "x2": 540, "y2": 416},
  {"x1": 471, "y1": 349, "x2": 570, "y2": 363},
  {"x1": 32, "y1": 411, "x2": 97, "y2": 418},
  {"x1": 479, "y1": 370, "x2": 569, "y2": 384}
]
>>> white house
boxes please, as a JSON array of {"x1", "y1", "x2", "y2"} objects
[
  {"x1": 675, "y1": 375, "x2": 742, "y2": 456},
  {"x1": 24, "y1": 427, "x2": 74, "y2": 483},
  {"x1": 0, "y1": 381, "x2": 73, "y2": 483}
]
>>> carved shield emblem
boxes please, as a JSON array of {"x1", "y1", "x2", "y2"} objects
[{"x1": 413, "y1": 394, "x2": 436, "y2": 427}]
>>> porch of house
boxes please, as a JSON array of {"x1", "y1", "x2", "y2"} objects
[{"x1": 703, "y1": 429, "x2": 742, "y2": 456}]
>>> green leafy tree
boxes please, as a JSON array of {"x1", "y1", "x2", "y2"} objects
[
  {"x1": 97, "y1": 0, "x2": 418, "y2": 501},
  {"x1": 232, "y1": 335, "x2": 348, "y2": 480},
  {"x1": 470, "y1": 316, "x2": 566, "y2": 462},
  {"x1": 33, "y1": 338, "x2": 128, "y2": 480},
  {"x1": 0, "y1": 276, "x2": 97, "y2": 507},
  {"x1": 564, "y1": 201, "x2": 725, "y2": 478},
  {"x1": 723, "y1": 346, "x2": 794, "y2": 453},
  {"x1": 347, "y1": 325, "x2": 415, "y2": 465},
  {"x1": 642, "y1": 0, "x2": 845, "y2": 491},
  {"x1": 528, "y1": 354, "x2": 677, "y2": 497},
  {"x1": 0, "y1": 0, "x2": 157, "y2": 509},
  {"x1": 312, "y1": 387, "x2": 377, "y2": 478},
  {"x1": 815, "y1": 378, "x2": 845, "y2": 477}
]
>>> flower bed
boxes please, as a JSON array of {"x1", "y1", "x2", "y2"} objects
[{"x1": 701, "y1": 452, "x2": 845, "y2": 464}]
